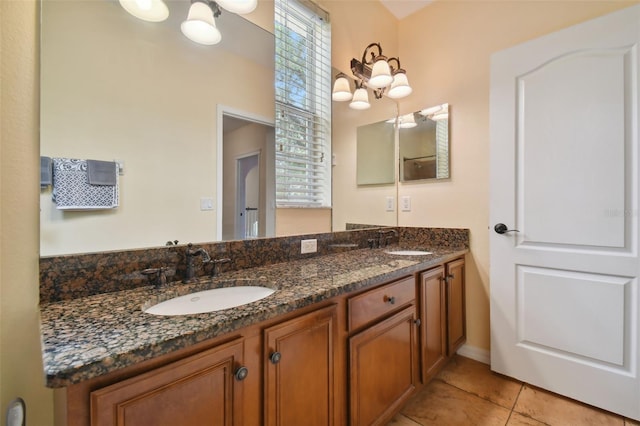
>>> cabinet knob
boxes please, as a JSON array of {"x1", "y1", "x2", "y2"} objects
[
  {"x1": 234, "y1": 366, "x2": 249, "y2": 381},
  {"x1": 443, "y1": 274, "x2": 454, "y2": 283},
  {"x1": 270, "y1": 351, "x2": 282, "y2": 364},
  {"x1": 414, "y1": 318, "x2": 421, "y2": 327},
  {"x1": 385, "y1": 296, "x2": 396, "y2": 305}
]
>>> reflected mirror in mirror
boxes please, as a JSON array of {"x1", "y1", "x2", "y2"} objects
[
  {"x1": 399, "y1": 103, "x2": 450, "y2": 181},
  {"x1": 40, "y1": 0, "x2": 276, "y2": 255},
  {"x1": 356, "y1": 118, "x2": 395, "y2": 185}
]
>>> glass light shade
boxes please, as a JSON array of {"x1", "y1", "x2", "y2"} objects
[
  {"x1": 349, "y1": 88, "x2": 371, "y2": 110},
  {"x1": 399, "y1": 113, "x2": 417, "y2": 128},
  {"x1": 367, "y1": 58, "x2": 393, "y2": 89},
  {"x1": 181, "y1": 2, "x2": 222, "y2": 45},
  {"x1": 332, "y1": 76, "x2": 352, "y2": 101},
  {"x1": 215, "y1": 0, "x2": 257, "y2": 14},
  {"x1": 119, "y1": 0, "x2": 169, "y2": 22},
  {"x1": 387, "y1": 72, "x2": 412, "y2": 99}
]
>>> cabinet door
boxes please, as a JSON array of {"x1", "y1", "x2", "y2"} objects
[
  {"x1": 264, "y1": 304, "x2": 337, "y2": 426},
  {"x1": 420, "y1": 266, "x2": 447, "y2": 383},
  {"x1": 91, "y1": 339, "x2": 245, "y2": 426},
  {"x1": 446, "y1": 258, "x2": 466, "y2": 355},
  {"x1": 349, "y1": 306, "x2": 418, "y2": 426}
]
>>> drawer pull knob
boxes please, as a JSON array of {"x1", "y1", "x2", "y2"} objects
[
  {"x1": 386, "y1": 296, "x2": 396, "y2": 305},
  {"x1": 270, "y1": 351, "x2": 282, "y2": 364},
  {"x1": 414, "y1": 319, "x2": 421, "y2": 326},
  {"x1": 234, "y1": 366, "x2": 249, "y2": 381}
]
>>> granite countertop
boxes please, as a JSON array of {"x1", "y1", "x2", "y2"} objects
[{"x1": 40, "y1": 245, "x2": 467, "y2": 388}]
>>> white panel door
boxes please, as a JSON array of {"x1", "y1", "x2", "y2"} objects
[{"x1": 490, "y1": 5, "x2": 640, "y2": 419}]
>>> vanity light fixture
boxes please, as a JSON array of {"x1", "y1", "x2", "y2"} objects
[
  {"x1": 332, "y1": 42, "x2": 412, "y2": 109},
  {"x1": 118, "y1": 0, "x2": 169, "y2": 22}
]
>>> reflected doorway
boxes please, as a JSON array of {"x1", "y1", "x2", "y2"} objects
[
  {"x1": 235, "y1": 153, "x2": 260, "y2": 239},
  {"x1": 221, "y1": 112, "x2": 275, "y2": 240}
]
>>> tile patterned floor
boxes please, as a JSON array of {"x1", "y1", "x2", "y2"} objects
[{"x1": 387, "y1": 355, "x2": 639, "y2": 426}]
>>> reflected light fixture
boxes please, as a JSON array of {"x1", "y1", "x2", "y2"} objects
[
  {"x1": 419, "y1": 103, "x2": 449, "y2": 121},
  {"x1": 120, "y1": 0, "x2": 258, "y2": 46},
  {"x1": 399, "y1": 113, "x2": 417, "y2": 129},
  {"x1": 181, "y1": 0, "x2": 222, "y2": 45},
  {"x1": 216, "y1": 0, "x2": 257, "y2": 14},
  {"x1": 118, "y1": 0, "x2": 169, "y2": 22},
  {"x1": 332, "y1": 42, "x2": 412, "y2": 109}
]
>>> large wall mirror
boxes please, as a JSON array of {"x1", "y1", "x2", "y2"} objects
[{"x1": 40, "y1": 0, "x2": 281, "y2": 255}]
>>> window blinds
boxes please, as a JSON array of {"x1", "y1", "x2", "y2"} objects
[
  {"x1": 436, "y1": 119, "x2": 449, "y2": 179},
  {"x1": 275, "y1": 0, "x2": 332, "y2": 207}
]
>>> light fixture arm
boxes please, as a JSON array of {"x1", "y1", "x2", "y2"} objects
[
  {"x1": 387, "y1": 57, "x2": 403, "y2": 74},
  {"x1": 361, "y1": 42, "x2": 384, "y2": 66}
]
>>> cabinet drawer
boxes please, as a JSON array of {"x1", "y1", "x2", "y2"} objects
[{"x1": 348, "y1": 276, "x2": 415, "y2": 331}]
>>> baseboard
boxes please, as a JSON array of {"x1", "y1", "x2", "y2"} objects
[{"x1": 456, "y1": 344, "x2": 490, "y2": 365}]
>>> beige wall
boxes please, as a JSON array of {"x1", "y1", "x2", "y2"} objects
[
  {"x1": 1, "y1": 1, "x2": 55, "y2": 424},
  {"x1": 397, "y1": 0, "x2": 637, "y2": 352},
  {"x1": 276, "y1": 207, "x2": 332, "y2": 236},
  {"x1": 329, "y1": 1, "x2": 402, "y2": 231}
]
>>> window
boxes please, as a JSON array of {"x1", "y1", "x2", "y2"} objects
[{"x1": 275, "y1": 0, "x2": 331, "y2": 207}]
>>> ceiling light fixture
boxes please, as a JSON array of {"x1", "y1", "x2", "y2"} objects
[{"x1": 332, "y1": 42, "x2": 412, "y2": 110}]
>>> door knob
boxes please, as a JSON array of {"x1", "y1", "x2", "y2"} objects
[{"x1": 494, "y1": 223, "x2": 519, "y2": 234}]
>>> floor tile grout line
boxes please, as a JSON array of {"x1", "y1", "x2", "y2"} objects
[{"x1": 434, "y1": 376, "x2": 523, "y2": 413}]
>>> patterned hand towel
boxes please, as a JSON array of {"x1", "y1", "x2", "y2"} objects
[{"x1": 52, "y1": 158, "x2": 119, "y2": 210}]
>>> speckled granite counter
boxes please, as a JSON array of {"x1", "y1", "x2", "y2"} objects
[{"x1": 40, "y1": 243, "x2": 467, "y2": 388}]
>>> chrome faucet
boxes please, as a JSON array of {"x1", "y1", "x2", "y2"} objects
[{"x1": 183, "y1": 243, "x2": 211, "y2": 283}]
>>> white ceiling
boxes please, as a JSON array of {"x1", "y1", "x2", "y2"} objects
[{"x1": 379, "y1": 0, "x2": 433, "y2": 20}]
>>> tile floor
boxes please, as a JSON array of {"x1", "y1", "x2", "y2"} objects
[{"x1": 387, "y1": 355, "x2": 640, "y2": 426}]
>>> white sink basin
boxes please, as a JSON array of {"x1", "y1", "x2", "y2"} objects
[
  {"x1": 385, "y1": 250, "x2": 433, "y2": 256},
  {"x1": 145, "y1": 286, "x2": 275, "y2": 316}
]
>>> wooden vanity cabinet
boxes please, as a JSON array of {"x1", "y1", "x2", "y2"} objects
[
  {"x1": 418, "y1": 257, "x2": 466, "y2": 383},
  {"x1": 419, "y1": 266, "x2": 447, "y2": 383},
  {"x1": 263, "y1": 304, "x2": 338, "y2": 426},
  {"x1": 347, "y1": 276, "x2": 419, "y2": 426},
  {"x1": 90, "y1": 338, "x2": 246, "y2": 426},
  {"x1": 446, "y1": 258, "x2": 466, "y2": 355}
]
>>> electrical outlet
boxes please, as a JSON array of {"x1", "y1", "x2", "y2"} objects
[
  {"x1": 386, "y1": 196, "x2": 395, "y2": 212},
  {"x1": 300, "y1": 239, "x2": 318, "y2": 254},
  {"x1": 401, "y1": 196, "x2": 411, "y2": 212}
]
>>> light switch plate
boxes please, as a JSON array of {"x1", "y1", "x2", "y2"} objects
[
  {"x1": 386, "y1": 196, "x2": 395, "y2": 212},
  {"x1": 200, "y1": 197, "x2": 214, "y2": 211},
  {"x1": 401, "y1": 196, "x2": 411, "y2": 212}
]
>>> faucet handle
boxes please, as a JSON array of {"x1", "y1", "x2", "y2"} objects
[
  {"x1": 207, "y1": 258, "x2": 231, "y2": 277},
  {"x1": 142, "y1": 267, "x2": 168, "y2": 287}
]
